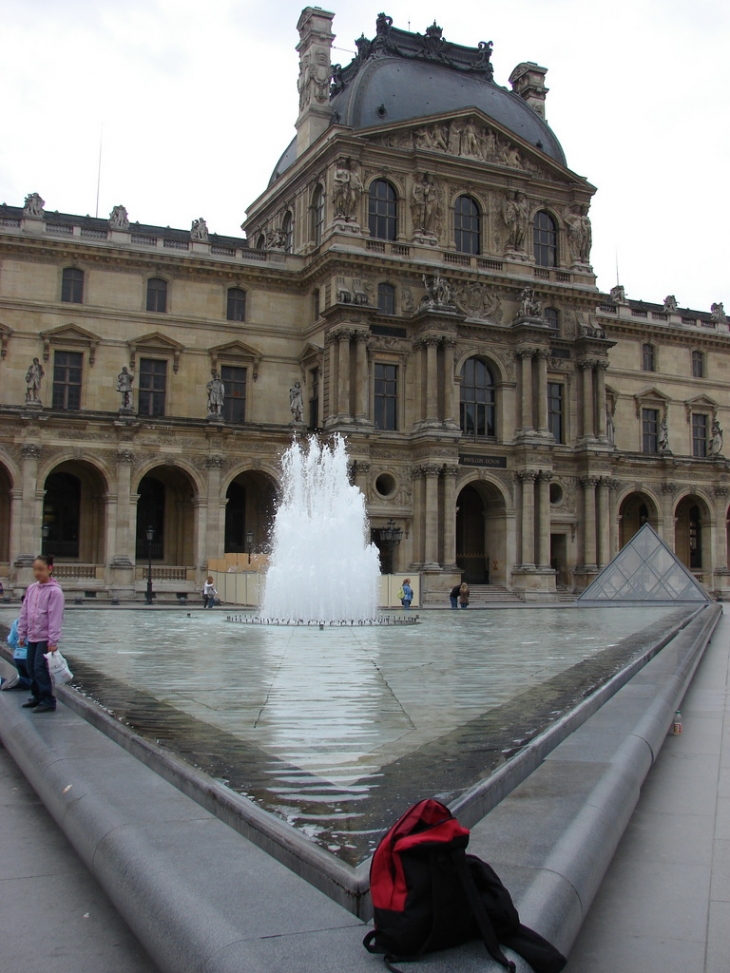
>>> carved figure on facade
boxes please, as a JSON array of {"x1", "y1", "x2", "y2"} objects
[
  {"x1": 190, "y1": 218, "x2": 209, "y2": 242},
  {"x1": 116, "y1": 367, "x2": 134, "y2": 412},
  {"x1": 109, "y1": 205, "x2": 129, "y2": 230},
  {"x1": 266, "y1": 226, "x2": 287, "y2": 250},
  {"x1": 516, "y1": 287, "x2": 542, "y2": 320},
  {"x1": 23, "y1": 193, "x2": 45, "y2": 219},
  {"x1": 575, "y1": 310, "x2": 605, "y2": 338},
  {"x1": 25, "y1": 358, "x2": 44, "y2": 405},
  {"x1": 709, "y1": 418, "x2": 724, "y2": 456},
  {"x1": 289, "y1": 381, "x2": 305, "y2": 423},
  {"x1": 206, "y1": 369, "x2": 225, "y2": 419},
  {"x1": 606, "y1": 405, "x2": 616, "y2": 446},
  {"x1": 610, "y1": 284, "x2": 628, "y2": 305},
  {"x1": 332, "y1": 158, "x2": 363, "y2": 221},
  {"x1": 410, "y1": 173, "x2": 443, "y2": 240},
  {"x1": 501, "y1": 190, "x2": 528, "y2": 254},
  {"x1": 499, "y1": 143, "x2": 523, "y2": 169},
  {"x1": 421, "y1": 274, "x2": 452, "y2": 308},
  {"x1": 297, "y1": 51, "x2": 330, "y2": 111},
  {"x1": 663, "y1": 294, "x2": 678, "y2": 313},
  {"x1": 564, "y1": 204, "x2": 592, "y2": 266},
  {"x1": 414, "y1": 124, "x2": 449, "y2": 152},
  {"x1": 453, "y1": 282, "x2": 503, "y2": 323},
  {"x1": 659, "y1": 415, "x2": 670, "y2": 453},
  {"x1": 401, "y1": 285, "x2": 416, "y2": 315},
  {"x1": 710, "y1": 302, "x2": 727, "y2": 325}
]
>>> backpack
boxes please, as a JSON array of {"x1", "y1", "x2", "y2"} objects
[
  {"x1": 363, "y1": 799, "x2": 566, "y2": 973},
  {"x1": 398, "y1": 587, "x2": 405, "y2": 600}
]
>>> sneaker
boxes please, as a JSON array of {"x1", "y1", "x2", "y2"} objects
[
  {"x1": 22, "y1": 698, "x2": 40, "y2": 708},
  {"x1": 32, "y1": 704, "x2": 56, "y2": 713},
  {"x1": 0, "y1": 676, "x2": 19, "y2": 691}
]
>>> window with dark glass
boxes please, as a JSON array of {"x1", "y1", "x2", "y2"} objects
[
  {"x1": 61, "y1": 267, "x2": 84, "y2": 304},
  {"x1": 43, "y1": 472, "x2": 81, "y2": 558},
  {"x1": 138, "y1": 358, "x2": 167, "y2": 417},
  {"x1": 691, "y1": 350, "x2": 704, "y2": 378},
  {"x1": 689, "y1": 504, "x2": 702, "y2": 569},
  {"x1": 378, "y1": 282, "x2": 396, "y2": 316},
  {"x1": 52, "y1": 351, "x2": 83, "y2": 410},
  {"x1": 642, "y1": 343, "x2": 656, "y2": 372},
  {"x1": 146, "y1": 277, "x2": 167, "y2": 313},
  {"x1": 692, "y1": 413, "x2": 708, "y2": 458},
  {"x1": 533, "y1": 211, "x2": 558, "y2": 267},
  {"x1": 308, "y1": 367, "x2": 319, "y2": 429},
  {"x1": 312, "y1": 288, "x2": 320, "y2": 321},
  {"x1": 368, "y1": 180, "x2": 397, "y2": 241},
  {"x1": 544, "y1": 307, "x2": 559, "y2": 332},
  {"x1": 548, "y1": 382, "x2": 564, "y2": 443},
  {"x1": 255, "y1": 234, "x2": 266, "y2": 250},
  {"x1": 642, "y1": 407, "x2": 659, "y2": 453},
  {"x1": 311, "y1": 186, "x2": 324, "y2": 246},
  {"x1": 374, "y1": 363, "x2": 398, "y2": 431},
  {"x1": 454, "y1": 195, "x2": 480, "y2": 255},
  {"x1": 282, "y1": 211, "x2": 293, "y2": 254},
  {"x1": 226, "y1": 287, "x2": 246, "y2": 322},
  {"x1": 460, "y1": 358, "x2": 496, "y2": 437},
  {"x1": 221, "y1": 365, "x2": 246, "y2": 423}
]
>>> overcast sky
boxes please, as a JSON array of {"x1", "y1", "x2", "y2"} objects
[{"x1": 1, "y1": 0, "x2": 728, "y2": 310}]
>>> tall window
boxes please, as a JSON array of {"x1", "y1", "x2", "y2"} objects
[
  {"x1": 374, "y1": 363, "x2": 398, "y2": 431},
  {"x1": 61, "y1": 267, "x2": 84, "y2": 304},
  {"x1": 226, "y1": 287, "x2": 246, "y2": 322},
  {"x1": 454, "y1": 195, "x2": 481, "y2": 254},
  {"x1": 43, "y1": 472, "x2": 81, "y2": 558},
  {"x1": 308, "y1": 367, "x2": 319, "y2": 430},
  {"x1": 52, "y1": 351, "x2": 83, "y2": 410},
  {"x1": 221, "y1": 365, "x2": 246, "y2": 423},
  {"x1": 312, "y1": 288, "x2": 320, "y2": 321},
  {"x1": 368, "y1": 179, "x2": 397, "y2": 241},
  {"x1": 642, "y1": 408, "x2": 659, "y2": 454},
  {"x1": 548, "y1": 382, "x2": 564, "y2": 443},
  {"x1": 146, "y1": 277, "x2": 167, "y2": 313},
  {"x1": 460, "y1": 358, "x2": 496, "y2": 438},
  {"x1": 692, "y1": 413, "x2": 708, "y2": 458},
  {"x1": 689, "y1": 505, "x2": 702, "y2": 569},
  {"x1": 642, "y1": 343, "x2": 656, "y2": 372},
  {"x1": 533, "y1": 211, "x2": 558, "y2": 267},
  {"x1": 691, "y1": 350, "x2": 704, "y2": 378},
  {"x1": 378, "y1": 282, "x2": 396, "y2": 316},
  {"x1": 282, "y1": 211, "x2": 293, "y2": 254},
  {"x1": 138, "y1": 358, "x2": 167, "y2": 417},
  {"x1": 311, "y1": 186, "x2": 324, "y2": 246},
  {"x1": 544, "y1": 307, "x2": 559, "y2": 332}
]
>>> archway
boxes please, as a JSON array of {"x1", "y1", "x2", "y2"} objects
[
  {"x1": 135, "y1": 466, "x2": 197, "y2": 565},
  {"x1": 455, "y1": 481, "x2": 507, "y2": 584},
  {"x1": 224, "y1": 470, "x2": 276, "y2": 554},
  {"x1": 619, "y1": 491, "x2": 659, "y2": 549},
  {"x1": 674, "y1": 494, "x2": 712, "y2": 572},
  {"x1": 43, "y1": 461, "x2": 107, "y2": 563},
  {"x1": 0, "y1": 462, "x2": 12, "y2": 566}
]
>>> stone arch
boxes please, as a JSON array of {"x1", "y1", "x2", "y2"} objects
[
  {"x1": 134, "y1": 464, "x2": 198, "y2": 566},
  {"x1": 455, "y1": 349, "x2": 507, "y2": 386},
  {"x1": 455, "y1": 474, "x2": 510, "y2": 585},
  {"x1": 222, "y1": 466, "x2": 278, "y2": 554},
  {"x1": 674, "y1": 492, "x2": 713, "y2": 572},
  {"x1": 42, "y1": 459, "x2": 109, "y2": 564},
  {"x1": 132, "y1": 458, "x2": 205, "y2": 499},
  {"x1": 618, "y1": 489, "x2": 660, "y2": 549},
  {"x1": 0, "y1": 458, "x2": 13, "y2": 566}
]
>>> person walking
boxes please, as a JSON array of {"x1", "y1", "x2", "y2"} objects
[
  {"x1": 202, "y1": 576, "x2": 218, "y2": 609},
  {"x1": 17, "y1": 555, "x2": 64, "y2": 713},
  {"x1": 459, "y1": 582, "x2": 470, "y2": 609},
  {"x1": 400, "y1": 578, "x2": 413, "y2": 610},
  {"x1": 449, "y1": 583, "x2": 461, "y2": 609}
]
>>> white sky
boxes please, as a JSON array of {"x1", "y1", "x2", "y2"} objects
[{"x1": 1, "y1": 0, "x2": 728, "y2": 310}]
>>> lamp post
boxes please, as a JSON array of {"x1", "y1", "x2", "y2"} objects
[
  {"x1": 145, "y1": 525, "x2": 154, "y2": 606},
  {"x1": 379, "y1": 518, "x2": 403, "y2": 574},
  {"x1": 245, "y1": 529, "x2": 254, "y2": 565},
  {"x1": 41, "y1": 523, "x2": 50, "y2": 556}
]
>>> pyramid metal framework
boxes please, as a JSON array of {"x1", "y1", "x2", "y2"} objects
[{"x1": 578, "y1": 522, "x2": 711, "y2": 605}]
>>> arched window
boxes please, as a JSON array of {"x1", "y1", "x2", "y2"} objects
[
  {"x1": 533, "y1": 211, "x2": 558, "y2": 267},
  {"x1": 61, "y1": 267, "x2": 84, "y2": 303},
  {"x1": 454, "y1": 195, "x2": 480, "y2": 255},
  {"x1": 282, "y1": 211, "x2": 293, "y2": 254},
  {"x1": 311, "y1": 186, "x2": 325, "y2": 246},
  {"x1": 255, "y1": 233, "x2": 266, "y2": 250},
  {"x1": 378, "y1": 282, "x2": 396, "y2": 316},
  {"x1": 544, "y1": 307, "x2": 559, "y2": 332},
  {"x1": 368, "y1": 179, "x2": 397, "y2": 241},
  {"x1": 146, "y1": 277, "x2": 167, "y2": 313},
  {"x1": 460, "y1": 358, "x2": 496, "y2": 438},
  {"x1": 227, "y1": 287, "x2": 246, "y2": 322},
  {"x1": 691, "y1": 350, "x2": 704, "y2": 378}
]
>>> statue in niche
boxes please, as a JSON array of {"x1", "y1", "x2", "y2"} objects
[
  {"x1": 411, "y1": 173, "x2": 441, "y2": 237},
  {"x1": 25, "y1": 358, "x2": 44, "y2": 404},
  {"x1": 206, "y1": 369, "x2": 225, "y2": 418},
  {"x1": 606, "y1": 404, "x2": 616, "y2": 446},
  {"x1": 109, "y1": 204, "x2": 129, "y2": 230},
  {"x1": 517, "y1": 286, "x2": 542, "y2": 319},
  {"x1": 116, "y1": 367, "x2": 134, "y2": 411},
  {"x1": 191, "y1": 217, "x2": 209, "y2": 242},
  {"x1": 709, "y1": 419, "x2": 724, "y2": 456},
  {"x1": 659, "y1": 415, "x2": 670, "y2": 453},
  {"x1": 502, "y1": 190, "x2": 528, "y2": 252},
  {"x1": 610, "y1": 284, "x2": 628, "y2": 305},
  {"x1": 422, "y1": 274, "x2": 452, "y2": 307},
  {"x1": 23, "y1": 192, "x2": 44, "y2": 218},
  {"x1": 710, "y1": 302, "x2": 727, "y2": 325},
  {"x1": 663, "y1": 294, "x2": 678, "y2": 313},
  {"x1": 565, "y1": 204, "x2": 592, "y2": 265},
  {"x1": 289, "y1": 381, "x2": 304, "y2": 423},
  {"x1": 332, "y1": 158, "x2": 362, "y2": 221}
]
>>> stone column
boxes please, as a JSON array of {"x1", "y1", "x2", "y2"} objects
[
  {"x1": 579, "y1": 359, "x2": 595, "y2": 440},
  {"x1": 517, "y1": 350, "x2": 534, "y2": 433},
  {"x1": 536, "y1": 471, "x2": 552, "y2": 568},
  {"x1": 661, "y1": 483, "x2": 677, "y2": 550},
  {"x1": 111, "y1": 450, "x2": 135, "y2": 569},
  {"x1": 442, "y1": 465, "x2": 459, "y2": 569},
  {"x1": 607, "y1": 479, "x2": 621, "y2": 559},
  {"x1": 536, "y1": 350, "x2": 550, "y2": 435},
  {"x1": 595, "y1": 361, "x2": 608, "y2": 440},
  {"x1": 354, "y1": 331, "x2": 370, "y2": 422},
  {"x1": 712, "y1": 485, "x2": 729, "y2": 573},
  {"x1": 443, "y1": 338, "x2": 458, "y2": 427},
  {"x1": 205, "y1": 455, "x2": 225, "y2": 560},
  {"x1": 193, "y1": 497, "x2": 208, "y2": 586},
  {"x1": 580, "y1": 475, "x2": 598, "y2": 568},
  {"x1": 424, "y1": 337, "x2": 439, "y2": 423},
  {"x1": 16, "y1": 443, "x2": 42, "y2": 566},
  {"x1": 596, "y1": 476, "x2": 611, "y2": 567},
  {"x1": 422, "y1": 464, "x2": 441, "y2": 570},
  {"x1": 8, "y1": 489, "x2": 23, "y2": 575},
  {"x1": 517, "y1": 470, "x2": 537, "y2": 567},
  {"x1": 337, "y1": 330, "x2": 352, "y2": 418},
  {"x1": 326, "y1": 333, "x2": 338, "y2": 423}
]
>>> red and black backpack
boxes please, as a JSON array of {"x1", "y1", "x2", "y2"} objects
[{"x1": 363, "y1": 799, "x2": 566, "y2": 973}]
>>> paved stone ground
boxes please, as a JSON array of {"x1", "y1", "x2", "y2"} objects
[
  {"x1": 0, "y1": 739, "x2": 159, "y2": 973},
  {"x1": 567, "y1": 605, "x2": 730, "y2": 972}
]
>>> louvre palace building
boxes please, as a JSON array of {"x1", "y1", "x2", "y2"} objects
[{"x1": 0, "y1": 8, "x2": 728, "y2": 603}]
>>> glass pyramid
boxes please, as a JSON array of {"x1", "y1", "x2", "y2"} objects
[{"x1": 578, "y1": 523, "x2": 711, "y2": 605}]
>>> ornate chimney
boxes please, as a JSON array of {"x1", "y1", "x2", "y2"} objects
[
  {"x1": 295, "y1": 7, "x2": 336, "y2": 157},
  {"x1": 509, "y1": 62, "x2": 549, "y2": 119}
]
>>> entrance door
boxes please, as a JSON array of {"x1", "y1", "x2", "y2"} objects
[
  {"x1": 456, "y1": 485, "x2": 489, "y2": 583},
  {"x1": 550, "y1": 533, "x2": 568, "y2": 585}
]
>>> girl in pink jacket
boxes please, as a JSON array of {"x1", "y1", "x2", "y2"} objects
[{"x1": 17, "y1": 555, "x2": 65, "y2": 713}]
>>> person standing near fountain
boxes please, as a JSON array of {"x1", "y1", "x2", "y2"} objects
[
  {"x1": 459, "y1": 582, "x2": 470, "y2": 609},
  {"x1": 16, "y1": 555, "x2": 65, "y2": 712},
  {"x1": 400, "y1": 578, "x2": 413, "y2": 610},
  {"x1": 449, "y1": 583, "x2": 461, "y2": 609},
  {"x1": 202, "y1": 576, "x2": 218, "y2": 609}
]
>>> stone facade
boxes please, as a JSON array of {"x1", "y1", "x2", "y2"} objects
[{"x1": 0, "y1": 9, "x2": 727, "y2": 601}]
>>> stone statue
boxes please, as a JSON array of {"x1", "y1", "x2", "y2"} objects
[
  {"x1": 500, "y1": 144, "x2": 522, "y2": 169},
  {"x1": 610, "y1": 284, "x2": 628, "y2": 305},
  {"x1": 565, "y1": 204, "x2": 592, "y2": 265},
  {"x1": 517, "y1": 286, "x2": 542, "y2": 319},
  {"x1": 206, "y1": 369, "x2": 225, "y2": 418},
  {"x1": 502, "y1": 190, "x2": 528, "y2": 252},
  {"x1": 23, "y1": 193, "x2": 45, "y2": 219},
  {"x1": 411, "y1": 173, "x2": 441, "y2": 238},
  {"x1": 710, "y1": 302, "x2": 727, "y2": 325},
  {"x1": 663, "y1": 294, "x2": 678, "y2": 313},
  {"x1": 266, "y1": 226, "x2": 287, "y2": 250},
  {"x1": 461, "y1": 119, "x2": 481, "y2": 158},
  {"x1": 422, "y1": 274, "x2": 452, "y2": 307},
  {"x1": 332, "y1": 159, "x2": 362, "y2": 221},
  {"x1": 191, "y1": 218, "x2": 209, "y2": 242},
  {"x1": 109, "y1": 205, "x2": 129, "y2": 230},
  {"x1": 25, "y1": 358, "x2": 44, "y2": 404},
  {"x1": 289, "y1": 381, "x2": 304, "y2": 423},
  {"x1": 659, "y1": 415, "x2": 670, "y2": 452},
  {"x1": 116, "y1": 366, "x2": 134, "y2": 411},
  {"x1": 606, "y1": 404, "x2": 616, "y2": 446},
  {"x1": 709, "y1": 419, "x2": 724, "y2": 456}
]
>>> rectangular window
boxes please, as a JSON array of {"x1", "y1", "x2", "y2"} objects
[
  {"x1": 642, "y1": 343, "x2": 655, "y2": 372},
  {"x1": 138, "y1": 358, "x2": 167, "y2": 417},
  {"x1": 642, "y1": 408, "x2": 659, "y2": 454},
  {"x1": 548, "y1": 382, "x2": 564, "y2": 443},
  {"x1": 692, "y1": 350, "x2": 704, "y2": 378},
  {"x1": 374, "y1": 363, "x2": 398, "y2": 431},
  {"x1": 692, "y1": 413, "x2": 708, "y2": 458},
  {"x1": 221, "y1": 365, "x2": 246, "y2": 423},
  {"x1": 61, "y1": 268, "x2": 84, "y2": 303},
  {"x1": 308, "y1": 367, "x2": 319, "y2": 429},
  {"x1": 52, "y1": 351, "x2": 83, "y2": 410}
]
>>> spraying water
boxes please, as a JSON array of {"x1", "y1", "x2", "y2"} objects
[{"x1": 261, "y1": 435, "x2": 381, "y2": 623}]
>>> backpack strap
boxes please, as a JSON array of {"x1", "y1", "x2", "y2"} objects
[{"x1": 452, "y1": 852, "x2": 517, "y2": 973}]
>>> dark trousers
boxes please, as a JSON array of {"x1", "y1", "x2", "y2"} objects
[
  {"x1": 14, "y1": 659, "x2": 32, "y2": 689},
  {"x1": 25, "y1": 641, "x2": 55, "y2": 709},
  {"x1": 450, "y1": 596, "x2": 458, "y2": 609}
]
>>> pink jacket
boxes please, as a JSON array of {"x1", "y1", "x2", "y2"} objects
[{"x1": 17, "y1": 577, "x2": 65, "y2": 645}]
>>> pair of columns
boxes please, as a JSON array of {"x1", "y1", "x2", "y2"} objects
[
  {"x1": 517, "y1": 347, "x2": 550, "y2": 435},
  {"x1": 414, "y1": 463, "x2": 459, "y2": 570},
  {"x1": 578, "y1": 358, "x2": 609, "y2": 440},
  {"x1": 416, "y1": 333, "x2": 458, "y2": 425},
  {"x1": 516, "y1": 469, "x2": 552, "y2": 568},
  {"x1": 579, "y1": 475, "x2": 614, "y2": 570},
  {"x1": 327, "y1": 326, "x2": 370, "y2": 421}
]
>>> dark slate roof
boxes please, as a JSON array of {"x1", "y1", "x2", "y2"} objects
[{"x1": 597, "y1": 293, "x2": 713, "y2": 324}]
